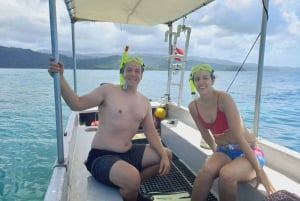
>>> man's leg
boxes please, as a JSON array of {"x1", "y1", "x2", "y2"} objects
[
  {"x1": 140, "y1": 145, "x2": 172, "y2": 181},
  {"x1": 109, "y1": 160, "x2": 142, "y2": 201}
]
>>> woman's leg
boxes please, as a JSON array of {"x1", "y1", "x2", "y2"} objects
[
  {"x1": 218, "y1": 157, "x2": 256, "y2": 201},
  {"x1": 191, "y1": 152, "x2": 231, "y2": 201}
]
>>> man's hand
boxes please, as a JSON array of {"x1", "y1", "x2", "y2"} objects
[
  {"x1": 158, "y1": 152, "x2": 171, "y2": 176},
  {"x1": 48, "y1": 57, "x2": 64, "y2": 77}
]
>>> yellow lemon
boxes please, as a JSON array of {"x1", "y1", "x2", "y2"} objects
[{"x1": 154, "y1": 107, "x2": 166, "y2": 119}]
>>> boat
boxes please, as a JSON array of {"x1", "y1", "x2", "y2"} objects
[{"x1": 44, "y1": 0, "x2": 300, "y2": 200}]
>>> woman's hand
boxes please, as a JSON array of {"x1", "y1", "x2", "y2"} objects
[{"x1": 255, "y1": 168, "x2": 276, "y2": 195}]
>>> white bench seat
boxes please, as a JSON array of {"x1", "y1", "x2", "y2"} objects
[{"x1": 68, "y1": 126, "x2": 123, "y2": 201}]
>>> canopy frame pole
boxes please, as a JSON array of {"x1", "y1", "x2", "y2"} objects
[
  {"x1": 49, "y1": 0, "x2": 64, "y2": 164},
  {"x1": 177, "y1": 25, "x2": 191, "y2": 106},
  {"x1": 71, "y1": 20, "x2": 78, "y2": 93},
  {"x1": 165, "y1": 23, "x2": 173, "y2": 102},
  {"x1": 253, "y1": 0, "x2": 269, "y2": 137}
]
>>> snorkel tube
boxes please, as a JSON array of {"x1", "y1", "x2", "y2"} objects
[
  {"x1": 189, "y1": 74, "x2": 197, "y2": 99},
  {"x1": 120, "y1": 45, "x2": 129, "y2": 87}
]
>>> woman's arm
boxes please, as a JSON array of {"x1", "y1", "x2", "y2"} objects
[
  {"x1": 220, "y1": 93, "x2": 260, "y2": 170},
  {"x1": 220, "y1": 92, "x2": 276, "y2": 194}
]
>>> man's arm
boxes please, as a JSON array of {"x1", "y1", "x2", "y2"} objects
[
  {"x1": 49, "y1": 57, "x2": 104, "y2": 111},
  {"x1": 142, "y1": 104, "x2": 171, "y2": 175}
]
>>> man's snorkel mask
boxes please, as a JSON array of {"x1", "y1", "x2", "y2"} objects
[{"x1": 189, "y1": 64, "x2": 214, "y2": 98}]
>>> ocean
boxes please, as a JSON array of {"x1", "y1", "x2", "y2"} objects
[{"x1": 0, "y1": 68, "x2": 299, "y2": 201}]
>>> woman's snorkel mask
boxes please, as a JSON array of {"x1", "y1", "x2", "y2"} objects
[{"x1": 189, "y1": 64, "x2": 214, "y2": 99}]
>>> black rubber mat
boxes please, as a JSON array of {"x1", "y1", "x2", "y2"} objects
[{"x1": 139, "y1": 151, "x2": 218, "y2": 200}]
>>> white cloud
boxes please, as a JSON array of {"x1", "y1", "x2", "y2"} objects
[{"x1": 0, "y1": 0, "x2": 299, "y2": 67}]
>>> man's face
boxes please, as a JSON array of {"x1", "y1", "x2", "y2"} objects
[{"x1": 123, "y1": 61, "x2": 143, "y2": 87}]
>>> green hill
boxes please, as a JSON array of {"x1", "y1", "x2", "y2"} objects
[{"x1": 0, "y1": 45, "x2": 258, "y2": 71}]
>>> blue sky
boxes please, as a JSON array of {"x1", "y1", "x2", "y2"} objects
[{"x1": 0, "y1": 0, "x2": 299, "y2": 67}]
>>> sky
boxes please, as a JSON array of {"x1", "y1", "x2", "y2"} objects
[{"x1": 0, "y1": 0, "x2": 299, "y2": 68}]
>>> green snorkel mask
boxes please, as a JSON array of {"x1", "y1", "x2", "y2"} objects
[
  {"x1": 189, "y1": 64, "x2": 214, "y2": 98},
  {"x1": 123, "y1": 56, "x2": 144, "y2": 68}
]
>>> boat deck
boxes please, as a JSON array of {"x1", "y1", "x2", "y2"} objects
[
  {"x1": 45, "y1": 107, "x2": 300, "y2": 201},
  {"x1": 68, "y1": 125, "x2": 218, "y2": 201},
  {"x1": 140, "y1": 153, "x2": 217, "y2": 201},
  {"x1": 134, "y1": 138, "x2": 217, "y2": 200}
]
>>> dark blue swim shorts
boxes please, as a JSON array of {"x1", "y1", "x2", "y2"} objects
[{"x1": 85, "y1": 144, "x2": 146, "y2": 187}]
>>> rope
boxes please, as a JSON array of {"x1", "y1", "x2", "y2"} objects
[
  {"x1": 226, "y1": 0, "x2": 269, "y2": 92},
  {"x1": 226, "y1": 32, "x2": 261, "y2": 92}
]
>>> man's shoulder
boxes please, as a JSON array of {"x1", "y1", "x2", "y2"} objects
[
  {"x1": 100, "y1": 83, "x2": 120, "y2": 90},
  {"x1": 137, "y1": 91, "x2": 150, "y2": 102}
]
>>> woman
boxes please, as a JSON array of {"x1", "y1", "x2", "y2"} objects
[{"x1": 188, "y1": 64, "x2": 275, "y2": 201}]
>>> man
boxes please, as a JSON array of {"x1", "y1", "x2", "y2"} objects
[{"x1": 48, "y1": 56, "x2": 172, "y2": 201}]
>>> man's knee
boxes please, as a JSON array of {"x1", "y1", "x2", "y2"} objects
[
  {"x1": 121, "y1": 170, "x2": 141, "y2": 191},
  {"x1": 111, "y1": 162, "x2": 141, "y2": 190}
]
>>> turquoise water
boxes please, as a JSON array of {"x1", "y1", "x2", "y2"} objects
[{"x1": 0, "y1": 68, "x2": 300, "y2": 200}]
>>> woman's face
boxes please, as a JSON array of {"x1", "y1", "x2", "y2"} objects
[{"x1": 193, "y1": 70, "x2": 214, "y2": 94}]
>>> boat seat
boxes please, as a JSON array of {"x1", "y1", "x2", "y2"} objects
[
  {"x1": 160, "y1": 120, "x2": 300, "y2": 201},
  {"x1": 68, "y1": 120, "x2": 217, "y2": 201},
  {"x1": 68, "y1": 126, "x2": 123, "y2": 201}
]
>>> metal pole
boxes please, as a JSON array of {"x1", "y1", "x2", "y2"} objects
[
  {"x1": 49, "y1": 0, "x2": 64, "y2": 163},
  {"x1": 71, "y1": 21, "x2": 78, "y2": 93},
  {"x1": 166, "y1": 23, "x2": 173, "y2": 102},
  {"x1": 177, "y1": 26, "x2": 191, "y2": 106},
  {"x1": 253, "y1": 0, "x2": 269, "y2": 137}
]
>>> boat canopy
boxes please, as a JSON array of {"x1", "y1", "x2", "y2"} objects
[{"x1": 65, "y1": 0, "x2": 214, "y2": 25}]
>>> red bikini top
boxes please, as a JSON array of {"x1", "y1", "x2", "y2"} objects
[{"x1": 194, "y1": 96, "x2": 229, "y2": 136}]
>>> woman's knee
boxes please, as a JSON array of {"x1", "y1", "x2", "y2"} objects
[
  {"x1": 198, "y1": 164, "x2": 219, "y2": 179},
  {"x1": 218, "y1": 166, "x2": 236, "y2": 185}
]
